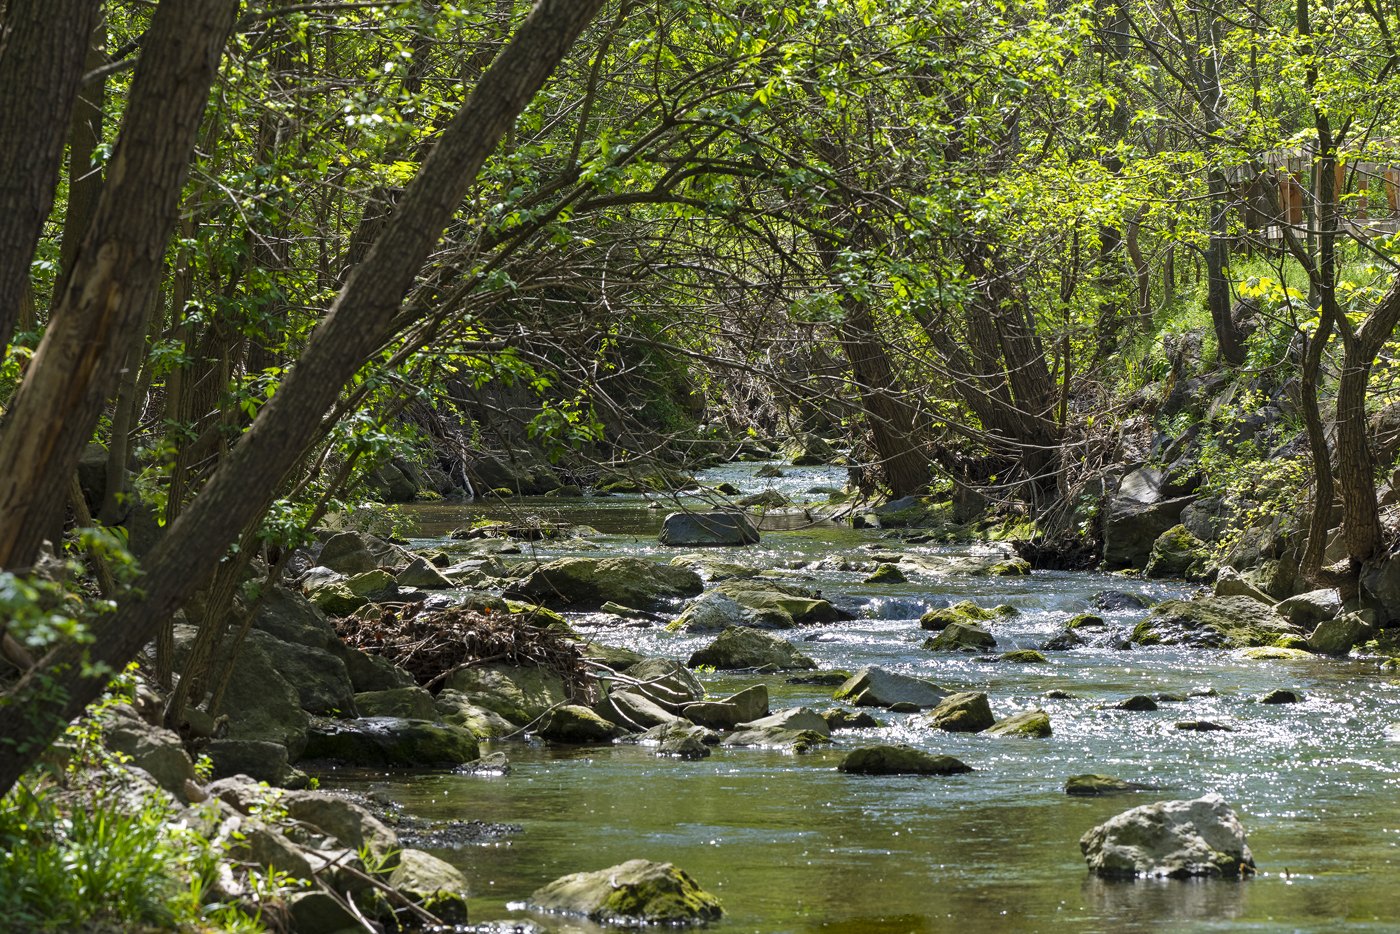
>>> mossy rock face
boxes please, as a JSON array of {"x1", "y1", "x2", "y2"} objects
[
  {"x1": 354, "y1": 687, "x2": 437, "y2": 720},
  {"x1": 529, "y1": 859, "x2": 723, "y2": 925},
  {"x1": 1144, "y1": 524, "x2": 1214, "y2": 580},
  {"x1": 1066, "y1": 614, "x2": 1106, "y2": 630},
  {"x1": 1236, "y1": 646, "x2": 1314, "y2": 660},
  {"x1": 1130, "y1": 596, "x2": 1306, "y2": 649},
  {"x1": 985, "y1": 708, "x2": 1052, "y2": 737},
  {"x1": 922, "y1": 621, "x2": 997, "y2": 652},
  {"x1": 990, "y1": 559, "x2": 1032, "y2": 577},
  {"x1": 388, "y1": 849, "x2": 470, "y2": 924},
  {"x1": 865, "y1": 563, "x2": 908, "y2": 584},
  {"x1": 999, "y1": 649, "x2": 1048, "y2": 664},
  {"x1": 686, "y1": 626, "x2": 817, "y2": 671},
  {"x1": 346, "y1": 569, "x2": 395, "y2": 596},
  {"x1": 444, "y1": 664, "x2": 569, "y2": 725},
  {"x1": 919, "y1": 691, "x2": 995, "y2": 733},
  {"x1": 308, "y1": 583, "x2": 366, "y2": 617},
  {"x1": 714, "y1": 578, "x2": 841, "y2": 625},
  {"x1": 538, "y1": 705, "x2": 626, "y2": 743},
  {"x1": 510, "y1": 556, "x2": 703, "y2": 609},
  {"x1": 838, "y1": 744, "x2": 972, "y2": 775},
  {"x1": 433, "y1": 691, "x2": 517, "y2": 738}
]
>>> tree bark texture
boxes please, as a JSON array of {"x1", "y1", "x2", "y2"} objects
[
  {"x1": 0, "y1": 0, "x2": 240, "y2": 572},
  {"x1": 52, "y1": 16, "x2": 108, "y2": 311},
  {"x1": 0, "y1": 0, "x2": 103, "y2": 350},
  {"x1": 0, "y1": 0, "x2": 608, "y2": 798}
]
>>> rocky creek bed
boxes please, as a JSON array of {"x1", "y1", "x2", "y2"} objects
[{"x1": 110, "y1": 461, "x2": 1400, "y2": 933}]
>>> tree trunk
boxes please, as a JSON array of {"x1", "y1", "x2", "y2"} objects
[
  {"x1": 0, "y1": 0, "x2": 607, "y2": 799},
  {"x1": 0, "y1": 0, "x2": 103, "y2": 349},
  {"x1": 51, "y1": 14, "x2": 108, "y2": 312},
  {"x1": 0, "y1": 0, "x2": 240, "y2": 571}
]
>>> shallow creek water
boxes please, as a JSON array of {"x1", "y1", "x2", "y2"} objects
[{"x1": 316, "y1": 463, "x2": 1400, "y2": 933}]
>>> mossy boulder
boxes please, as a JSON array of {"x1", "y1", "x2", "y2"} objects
[
  {"x1": 687, "y1": 627, "x2": 817, "y2": 670},
  {"x1": 922, "y1": 621, "x2": 997, "y2": 651},
  {"x1": 712, "y1": 578, "x2": 842, "y2": 626},
  {"x1": 433, "y1": 690, "x2": 517, "y2": 738},
  {"x1": 301, "y1": 717, "x2": 479, "y2": 766},
  {"x1": 918, "y1": 691, "x2": 995, "y2": 733},
  {"x1": 985, "y1": 708, "x2": 1052, "y2": 737},
  {"x1": 346, "y1": 568, "x2": 395, "y2": 596},
  {"x1": 1144, "y1": 524, "x2": 1214, "y2": 580},
  {"x1": 658, "y1": 511, "x2": 760, "y2": 547},
  {"x1": 1235, "y1": 646, "x2": 1314, "y2": 660},
  {"x1": 354, "y1": 687, "x2": 438, "y2": 721},
  {"x1": 671, "y1": 591, "x2": 768, "y2": 631},
  {"x1": 537, "y1": 705, "x2": 626, "y2": 743},
  {"x1": 1130, "y1": 595, "x2": 1306, "y2": 649},
  {"x1": 509, "y1": 556, "x2": 703, "y2": 609},
  {"x1": 388, "y1": 849, "x2": 470, "y2": 924},
  {"x1": 1065, "y1": 614, "x2": 1106, "y2": 629},
  {"x1": 444, "y1": 663, "x2": 569, "y2": 725},
  {"x1": 837, "y1": 744, "x2": 972, "y2": 775},
  {"x1": 529, "y1": 859, "x2": 722, "y2": 925},
  {"x1": 865, "y1": 563, "x2": 907, "y2": 584},
  {"x1": 308, "y1": 583, "x2": 366, "y2": 617},
  {"x1": 999, "y1": 649, "x2": 1047, "y2": 663}
]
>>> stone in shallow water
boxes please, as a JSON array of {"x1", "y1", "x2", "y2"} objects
[
  {"x1": 686, "y1": 626, "x2": 816, "y2": 670},
  {"x1": 837, "y1": 744, "x2": 972, "y2": 775},
  {"x1": 529, "y1": 859, "x2": 723, "y2": 925},
  {"x1": 822, "y1": 708, "x2": 885, "y2": 730},
  {"x1": 832, "y1": 665, "x2": 949, "y2": 709},
  {"x1": 1064, "y1": 774, "x2": 1146, "y2": 795},
  {"x1": 984, "y1": 709, "x2": 1051, "y2": 737},
  {"x1": 1175, "y1": 720, "x2": 1234, "y2": 732},
  {"x1": 1080, "y1": 793, "x2": 1254, "y2": 878},
  {"x1": 1115, "y1": 695, "x2": 1158, "y2": 711},
  {"x1": 999, "y1": 649, "x2": 1048, "y2": 664},
  {"x1": 918, "y1": 692, "x2": 995, "y2": 733},
  {"x1": 922, "y1": 621, "x2": 997, "y2": 652},
  {"x1": 1260, "y1": 688, "x2": 1303, "y2": 704}
]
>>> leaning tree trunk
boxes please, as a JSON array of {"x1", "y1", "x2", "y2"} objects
[
  {"x1": 0, "y1": 0, "x2": 608, "y2": 800},
  {"x1": 0, "y1": 0, "x2": 103, "y2": 350},
  {"x1": 0, "y1": 0, "x2": 241, "y2": 573}
]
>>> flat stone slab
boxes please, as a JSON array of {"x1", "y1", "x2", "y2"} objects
[{"x1": 832, "y1": 665, "x2": 949, "y2": 709}]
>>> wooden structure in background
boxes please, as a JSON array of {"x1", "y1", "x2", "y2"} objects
[{"x1": 1227, "y1": 144, "x2": 1400, "y2": 242}]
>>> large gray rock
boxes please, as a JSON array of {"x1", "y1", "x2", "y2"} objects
[
  {"x1": 1213, "y1": 566, "x2": 1276, "y2": 605},
  {"x1": 301, "y1": 717, "x2": 480, "y2": 767},
  {"x1": 985, "y1": 709, "x2": 1052, "y2": 737},
  {"x1": 1277, "y1": 589, "x2": 1341, "y2": 628},
  {"x1": 686, "y1": 626, "x2": 816, "y2": 670},
  {"x1": 658, "y1": 511, "x2": 760, "y2": 547},
  {"x1": 672, "y1": 591, "x2": 761, "y2": 631},
  {"x1": 395, "y1": 556, "x2": 453, "y2": 589},
  {"x1": 529, "y1": 859, "x2": 723, "y2": 925},
  {"x1": 343, "y1": 649, "x2": 417, "y2": 693},
  {"x1": 318, "y1": 531, "x2": 378, "y2": 575},
  {"x1": 1360, "y1": 554, "x2": 1400, "y2": 624},
  {"x1": 388, "y1": 849, "x2": 470, "y2": 923},
  {"x1": 170, "y1": 624, "x2": 310, "y2": 759},
  {"x1": 1143, "y1": 525, "x2": 1212, "y2": 580},
  {"x1": 832, "y1": 665, "x2": 949, "y2": 709},
  {"x1": 734, "y1": 706, "x2": 831, "y2": 737},
  {"x1": 624, "y1": 657, "x2": 705, "y2": 708},
  {"x1": 1180, "y1": 493, "x2": 1241, "y2": 544},
  {"x1": 445, "y1": 663, "x2": 569, "y2": 725},
  {"x1": 251, "y1": 584, "x2": 342, "y2": 651},
  {"x1": 1130, "y1": 596, "x2": 1305, "y2": 649},
  {"x1": 103, "y1": 713, "x2": 196, "y2": 799},
  {"x1": 203, "y1": 739, "x2": 290, "y2": 786},
  {"x1": 434, "y1": 690, "x2": 518, "y2": 737},
  {"x1": 282, "y1": 789, "x2": 399, "y2": 864},
  {"x1": 598, "y1": 690, "x2": 686, "y2": 729},
  {"x1": 1307, "y1": 612, "x2": 1373, "y2": 655},
  {"x1": 683, "y1": 684, "x2": 768, "y2": 729},
  {"x1": 247, "y1": 630, "x2": 356, "y2": 718},
  {"x1": 1080, "y1": 793, "x2": 1255, "y2": 878},
  {"x1": 712, "y1": 578, "x2": 843, "y2": 626},
  {"x1": 1103, "y1": 487, "x2": 1197, "y2": 571},
  {"x1": 509, "y1": 557, "x2": 703, "y2": 609}
]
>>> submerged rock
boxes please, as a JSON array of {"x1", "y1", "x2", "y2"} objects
[
  {"x1": 686, "y1": 626, "x2": 817, "y2": 670},
  {"x1": 1175, "y1": 720, "x2": 1234, "y2": 732},
  {"x1": 1079, "y1": 794, "x2": 1255, "y2": 878},
  {"x1": 1115, "y1": 695, "x2": 1158, "y2": 711},
  {"x1": 918, "y1": 692, "x2": 995, "y2": 733},
  {"x1": 985, "y1": 709, "x2": 1051, "y2": 737},
  {"x1": 832, "y1": 665, "x2": 949, "y2": 709},
  {"x1": 672, "y1": 591, "x2": 766, "y2": 631},
  {"x1": 658, "y1": 511, "x2": 760, "y2": 547},
  {"x1": 864, "y1": 563, "x2": 907, "y2": 583},
  {"x1": 1259, "y1": 688, "x2": 1303, "y2": 704},
  {"x1": 822, "y1": 708, "x2": 885, "y2": 730},
  {"x1": 529, "y1": 859, "x2": 723, "y2": 925},
  {"x1": 721, "y1": 726, "x2": 830, "y2": 749},
  {"x1": 1064, "y1": 774, "x2": 1149, "y2": 795},
  {"x1": 838, "y1": 744, "x2": 972, "y2": 775}
]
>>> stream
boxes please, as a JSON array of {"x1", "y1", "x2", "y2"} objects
[{"x1": 314, "y1": 463, "x2": 1400, "y2": 933}]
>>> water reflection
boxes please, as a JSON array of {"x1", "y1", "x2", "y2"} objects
[{"x1": 1080, "y1": 876, "x2": 1250, "y2": 925}]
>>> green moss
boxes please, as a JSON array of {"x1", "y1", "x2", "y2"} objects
[
  {"x1": 985, "y1": 709, "x2": 1052, "y2": 737},
  {"x1": 1066, "y1": 613, "x2": 1106, "y2": 629},
  {"x1": 990, "y1": 559, "x2": 1031, "y2": 576},
  {"x1": 999, "y1": 649, "x2": 1048, "y2": 664},
  {"x1": 1130, "y1": 619, "x2": 1161, "y2": 645},
  {"x1": 1271, "y1": 634, "x2": 1311, "y2": 650}
]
